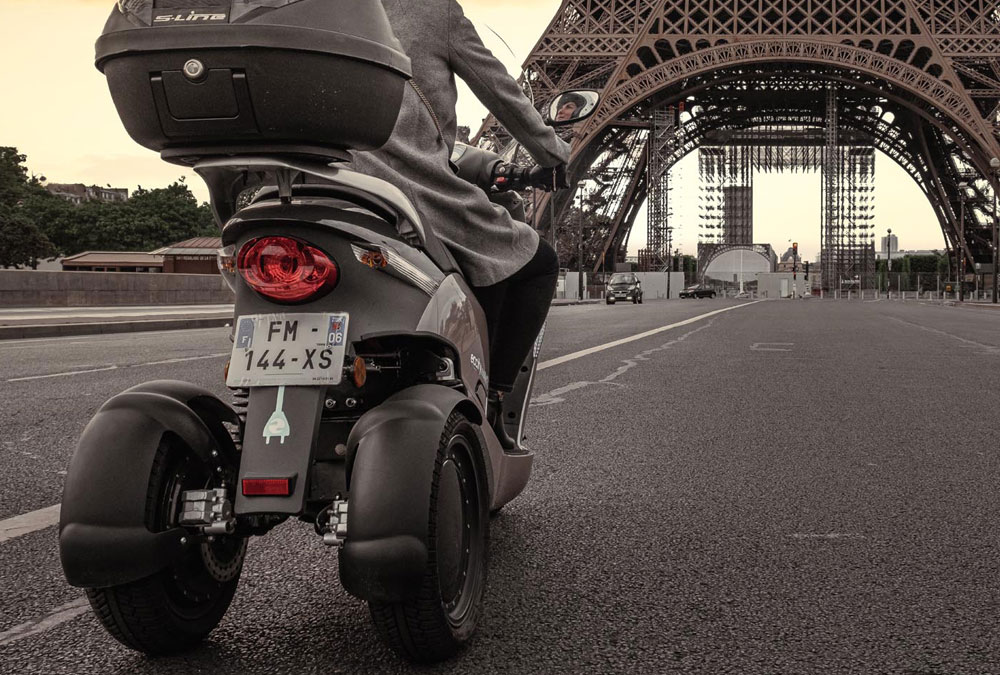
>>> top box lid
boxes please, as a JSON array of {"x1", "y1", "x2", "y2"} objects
[{"x1": 96, "y1": 0, "x2": 412, "y2": 78}]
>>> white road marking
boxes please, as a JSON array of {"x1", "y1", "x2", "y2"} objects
[
  {"x1": 0, "y1": 598, "x2": 91, "y2": 647},
  {"x1": 538, "y1": 301, "x2": 764, "y2": 371},
  {"x1": 887, "y1": 316, "x2": 1000, "y2": 354},
  {"x1": 7, "y1": 366, "x2": 120, "y2": 382},
  {"x1": 6, "y1": 353, "x2": 229, "y2": 382},
  {"x1": 533, "y1": 322, "x2": 713, "y2": 406},
  {"x1": 134, "y1": 353, "x2": 229, "y2": 368},
  {"x1": 751, "y1": 342, "x2": 794, "y2": 352},
  {"x1": 0, "y1": 504, "x2": 60, "y2": 544}
]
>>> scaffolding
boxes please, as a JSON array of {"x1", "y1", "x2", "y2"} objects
[
  {"x1": 696, "y1": 107, "x2": 876, "y2": 289},
  {"x1": 821, "y1": 86, "x2": 876, "y2": 291},
  {"x1": 699, "y1": 145, "x2": 754, "y2": 245},
  {"x1": 644, "y1": 105, "x2": 678, "y2": 271}
]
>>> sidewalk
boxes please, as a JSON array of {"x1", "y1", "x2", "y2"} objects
[{"x1": 0, "y1": 305, "x2": 233, "y2": 340}]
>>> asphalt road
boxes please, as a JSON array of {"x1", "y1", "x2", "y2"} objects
[{"x1": 2, "y1": 298, "x2": 999, "y2": 674}]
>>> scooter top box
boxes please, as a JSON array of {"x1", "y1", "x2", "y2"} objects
[{"x1": 96, "y1": 0, "x2": 413, "y2": 164}]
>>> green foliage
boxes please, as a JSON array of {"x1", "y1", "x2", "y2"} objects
[
  {"x1": 877, "y1": 252, "x2": 952, "y2": 290},
  {"x1": 0, "y1": 147, "x2": 216, "y2": 257},
  {"x1": 0, "y1": 147, "x2": 32, "y2": 205},
  {"x1": 0, "y1": 204, "x2": 57, "y2": 269}
]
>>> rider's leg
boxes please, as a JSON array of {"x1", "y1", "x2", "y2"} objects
[
  {"x1": 477, "y1": 239, "x2": 559, "y2": 392},
  {"x1": 472, "y1": 239, "x2": 558, "y2": 449}
]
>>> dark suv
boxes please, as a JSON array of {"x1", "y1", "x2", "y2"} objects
[
  {"x1": 606, "y1": 273, "x2": 643, "y2": 304},
  {"x1": 680, "y1": 285, "x2": 716, "y2": 299}
]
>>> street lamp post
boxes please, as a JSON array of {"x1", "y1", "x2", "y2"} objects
[
  {"x1": 886, "y1": 228, "x2": 892, "y2": 299},
  {"x1": 577, "y1": 191, "x2": 584, "y2": 302},
  {"x1": 959, "y1": 182, "x2": 969, "y2": 302},
  {"x1": 991, "y1": 157, "x2": 1000, "y2": 303}
]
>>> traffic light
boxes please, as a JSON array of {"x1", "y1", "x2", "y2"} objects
[
  {"x1": 804, "y1": 261, "x2": 810, "y2": 280},
  {"x1": 792, "y1": 243, "x2": 798, "y2": 280}
]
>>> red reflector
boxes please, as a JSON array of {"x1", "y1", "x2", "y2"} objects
[
  {"x1": 237, "y1": 236, "x2": 338, "y2": 303},
  {"x1": 242, "y1": 478, "x2": 292, "y2": 496}
]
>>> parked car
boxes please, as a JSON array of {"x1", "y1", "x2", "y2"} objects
[
  {"x1": 680, "y1": 285, "x2": 716, "y2": 299},
  {"x1": 606, "y1": 273, "x2": 643, "y2": 304}
]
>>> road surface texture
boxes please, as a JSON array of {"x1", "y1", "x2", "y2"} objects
[{"x1": 1, "y1": 298, "x2": 998, "y2": 674}]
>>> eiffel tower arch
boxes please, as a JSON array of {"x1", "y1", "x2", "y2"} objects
[{"x1": 473, "y1": 0, "x2": 1000, "y2": 282}]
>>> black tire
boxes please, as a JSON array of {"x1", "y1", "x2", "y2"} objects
[
  {"x1": 370, "y1": 412, "x2": 489, "y2": 663},
  {"x1": 85, "y1": 437, "x2": 246, "y2": 656}
]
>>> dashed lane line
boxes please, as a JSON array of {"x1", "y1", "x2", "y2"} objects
[
  {"x1": 6, "y1": 353, "x2": 229, "y2": 382},
  {"x1": 0, "y1": 598, "x2": 91, "y2": 647},
  {"x1": 0, "y1": 504, "x2": 60, "y2": 544},
  {"x1": 537, "y1": 301, "x2": 764, "y2": 371}
]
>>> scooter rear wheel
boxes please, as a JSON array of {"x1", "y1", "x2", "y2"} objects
[
  {"x1": 369, "y1": 411, "x2": 488, "y2": 663},
  {"x1": 85, "y1": 437, "x2": 246, "y2": 655}
]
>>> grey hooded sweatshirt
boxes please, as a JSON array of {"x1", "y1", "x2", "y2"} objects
[{"x1": 348, "y1": 0, "x2": 571, "y2": 287}]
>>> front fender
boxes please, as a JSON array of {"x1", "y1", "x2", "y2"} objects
[
  {"x1": 339, "y1": 385, "x2": 486, "y2": 603},
  {"x1": 59, "y1": 381, "x2": 237, "y2": 589}
]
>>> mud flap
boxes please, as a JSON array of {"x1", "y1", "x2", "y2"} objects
[
  {"x1": 339, "y1": 385, "x2": 486, "y2": 603},
  {"x1": 59, "y1": 381, "x2": 238, "y2": 589},
  {"x1": 234, "y1": 386, "x2": 325, "y2": 516}
]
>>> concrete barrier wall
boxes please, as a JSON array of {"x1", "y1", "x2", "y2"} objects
[{"x1": 0, "y1": 270, "x2": 234, "y2": 307}]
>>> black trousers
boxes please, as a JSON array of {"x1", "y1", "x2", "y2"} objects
[{"x1": 472, "y1": 239, "x2": 559, "y2": 393}]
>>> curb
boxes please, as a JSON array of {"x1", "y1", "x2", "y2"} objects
[
  {"x1": 0, "y1": 317, "x2": 232, "y2": 341},
  {"x1": 956, "y1": 302, "x2": 1000, "y2": 310}
]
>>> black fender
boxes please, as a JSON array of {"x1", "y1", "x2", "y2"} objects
[
  {"x1": 59, "y1": 381, "x2": 239, "y2": 589},
  {"x1": 339, "y1": 384, "x2": 486, "y2": 603}
]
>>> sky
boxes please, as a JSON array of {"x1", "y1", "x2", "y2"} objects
[{"x1": 0, "y1": 0, "x2": 947, "y2": 260}]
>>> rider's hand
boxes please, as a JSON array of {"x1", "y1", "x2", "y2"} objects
[{"x1": 528, "y1": 164, "x2": 570, "y2": 192}]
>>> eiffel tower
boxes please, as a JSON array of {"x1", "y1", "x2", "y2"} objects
[{"x1": 473, "y1": 0, "x2": 1000, "y2": 285}]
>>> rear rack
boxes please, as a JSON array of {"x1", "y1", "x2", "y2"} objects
[{"x1": 193, "y1": 155, "x2": 426, "y2": 248}]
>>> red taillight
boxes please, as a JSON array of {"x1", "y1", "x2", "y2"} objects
[
  {"x1": 237, "y1": 236, "x2": 338, "y2": 302},
  {"x1": 242, "y1": 478, "x2": 292, "y2": 496}
]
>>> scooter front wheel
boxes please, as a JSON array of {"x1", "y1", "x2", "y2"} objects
[
  {"x1": 85, "y1": 437, "x2": 246, "y2": 655},
  {"x1": 369, "y1": 411, "x2": 488, "y2": 663}
]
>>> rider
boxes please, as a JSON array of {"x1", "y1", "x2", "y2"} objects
[{"x1": 350, "y1": 0, "x2": 571, "y2": 450}]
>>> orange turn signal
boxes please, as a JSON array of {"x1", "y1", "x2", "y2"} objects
[{"x1": 353, "y1": 356, "x2": 367, "y2": 388}]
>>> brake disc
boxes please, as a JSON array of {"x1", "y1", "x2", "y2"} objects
[{"x1": 200, "y1": 536, "x2": 248, "y2": 583}]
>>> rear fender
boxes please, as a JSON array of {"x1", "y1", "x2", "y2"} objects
[
  {"x1": 59, "y1": 381, "x2": 237, "y2": 589},
  {"x1": 339, "y1": 385, "x2": 487, "y2": 602}
]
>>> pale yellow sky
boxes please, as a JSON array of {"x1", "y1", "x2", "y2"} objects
[{"x1": 0, "y1": 0, "x2": 945, "y2": 259}]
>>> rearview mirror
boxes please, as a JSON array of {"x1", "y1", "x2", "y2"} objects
[{"x1": 547, "y1": 90, "x2": 601, "y2": 127}]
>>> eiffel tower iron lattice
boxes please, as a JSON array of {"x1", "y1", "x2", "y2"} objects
[{"x1": 472, "y1": 0, "x2": 1000, "y2": 283}]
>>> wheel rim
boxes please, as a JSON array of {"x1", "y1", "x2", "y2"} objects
[
  {"x1": 435, "y1": 434, "x2": 484, "y2": 627},
  {"x1": 156, "y1": 447, "x2": 245, "y2": 617}
]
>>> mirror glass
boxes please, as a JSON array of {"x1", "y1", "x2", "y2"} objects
[{"x1": 548, "y1": 90, "x2": 601, "y2": 126}]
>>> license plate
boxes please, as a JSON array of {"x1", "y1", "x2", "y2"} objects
[{"x1": 226, "y1": 313, "x2": 349, "y2": 387}]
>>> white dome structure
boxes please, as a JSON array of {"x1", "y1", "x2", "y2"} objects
[{"x1": 704, "y1": 248, "x2": 774, "y2": 284}]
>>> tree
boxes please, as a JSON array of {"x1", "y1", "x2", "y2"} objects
[
  {"x1": 0, "y1": 147, "x2": 32, "y2": 205},
  {"x1": 0, "y1": 204, "x2": 57, "y2": 269},
  {"x1": 3, "y1": 146, "x2": 216, "y2": 256}
]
